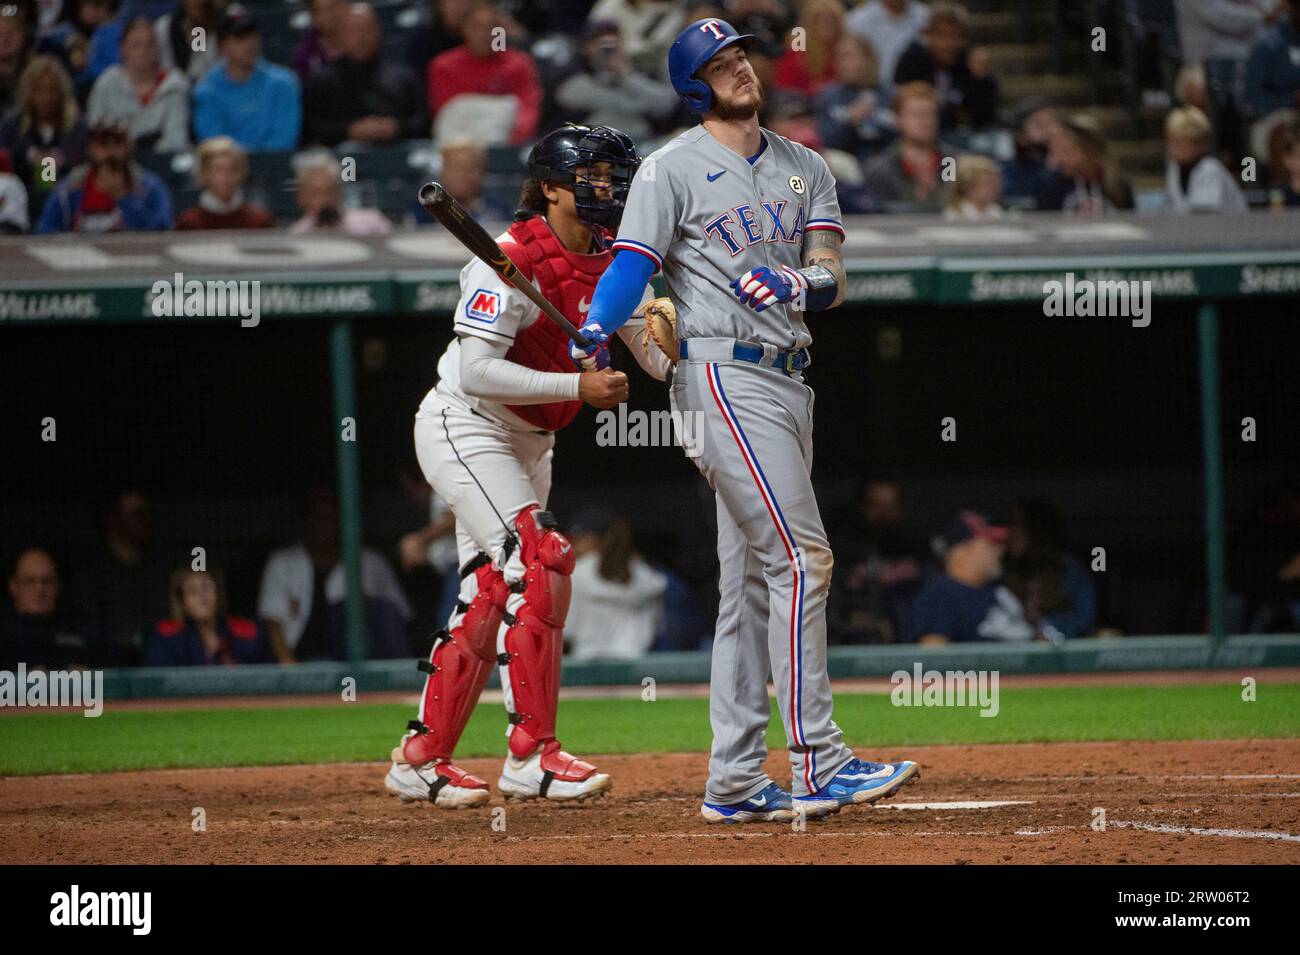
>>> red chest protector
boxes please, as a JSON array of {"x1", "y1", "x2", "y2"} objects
[{"x1": 501, "y1": 215, "x2": 611, "y2": 432}]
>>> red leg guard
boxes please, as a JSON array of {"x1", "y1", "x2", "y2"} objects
[
  {"x1": 501, "y1": 507, "x2": 576, "y2": 760},
  {"x1": 403, "y1": 558, "x2": 507, "y2": 770}
]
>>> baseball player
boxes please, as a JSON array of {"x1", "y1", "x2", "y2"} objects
[
  {"x1": 577, "y1": 19, "x2": 919, "y2": 823},
  {"x1": 385, "y1": 124, "x2": 671, "y2": 807}
]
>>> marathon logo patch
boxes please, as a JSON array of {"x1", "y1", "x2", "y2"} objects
[{"x1": 465, "y1": 288, "x2": 501, "y2": 323}]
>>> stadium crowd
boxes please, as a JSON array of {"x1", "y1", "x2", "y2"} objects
[
  {"x1": 4, "y1": 0, "x2": 1300, "y2": 668},
  {"x1": 2, "y1": 0, "x2": 1299, "y2": 234},
  {"x1": 5, "y1": 476, "x2": 1300, "y2": 670}
]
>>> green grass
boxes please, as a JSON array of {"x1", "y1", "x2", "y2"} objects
[{"x1": 2, "y1": 683, "x2": 1298, "y2": 776}]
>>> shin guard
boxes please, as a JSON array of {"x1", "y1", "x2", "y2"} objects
[
  {"x1": 501, "y1": 507, "x2": 576, "y2": 760},
  {"x1": 403, "y1": 556, "x2": 507, "y2": 767}
]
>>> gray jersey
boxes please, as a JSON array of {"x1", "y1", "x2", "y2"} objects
[{"x1": 612, "y1": 125, "x2": 843, "y2": 352}]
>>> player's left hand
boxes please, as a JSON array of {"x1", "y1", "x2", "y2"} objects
[
  {"x1": 729, "y1": 265, "x2": 806, "y2": 313},
  {"x1": 570, "y1": 322, "x2": 611, "y2": 371}
]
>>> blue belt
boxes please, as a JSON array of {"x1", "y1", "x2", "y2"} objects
[{"x1": 678, "y1": 340, "x2": 808, "y2": 375}]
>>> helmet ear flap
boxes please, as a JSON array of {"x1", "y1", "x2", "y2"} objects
[{"x1": 681, "y1": 76, "x2": 713, "y2": 115}]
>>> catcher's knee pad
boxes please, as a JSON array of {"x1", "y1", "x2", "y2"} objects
[
  {"x1": 500, "y1": 506, "x2": 575, "y2": 759},
  {"x1": 403, "y1": 556, "x2": 507, "y2": 767}
]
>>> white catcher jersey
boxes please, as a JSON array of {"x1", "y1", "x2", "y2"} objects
[
  {"x1": 612, "y1": 126, "x2": 843, "y2": 352},
  {"x1": 424, "y1": 239, "x2": 655, "y2": 431}
]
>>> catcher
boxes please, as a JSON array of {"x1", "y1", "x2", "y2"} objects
[{"x1": 384, "y1": 124, "x2": 673, "y2": 807}]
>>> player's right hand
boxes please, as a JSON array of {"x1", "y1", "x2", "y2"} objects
[
  {"x1": 570, "y1": 322, "x2": 611, "y2": 371},
  {"x1": 579, "y1": 368, "x2": 628, "y2": 409}
]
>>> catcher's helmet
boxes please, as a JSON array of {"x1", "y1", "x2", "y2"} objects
[
  {"x1": 669, "y1": 18, "x2": 755, "y2": 115},
  {"x1": 526, "y1": 123, "x2": 640, "y2": 231}
]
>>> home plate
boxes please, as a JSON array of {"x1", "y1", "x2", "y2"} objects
[{"x1": 881, "y1": 801, "x2": 1036, "y2": 810}]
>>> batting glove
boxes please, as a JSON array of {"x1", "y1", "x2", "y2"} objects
[
  {"x1": 570, "y1": 322, "x2": 611, "y2": 371},
  {"x1": 729, "y1": 265, "x2": 807, "y2": 313}
]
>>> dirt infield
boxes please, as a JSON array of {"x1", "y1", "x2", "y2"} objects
[{"x1": 2, "y1": 739, "x2": 1298, "y2": 864}]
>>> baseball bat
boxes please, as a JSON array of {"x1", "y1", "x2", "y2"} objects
[{"x1": 418, "y1": 181, "x2": 593, "y2": 349}]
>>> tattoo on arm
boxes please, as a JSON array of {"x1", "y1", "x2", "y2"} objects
[{"x1": 802, "y1": 229, "x2": 845, "y2": 307}]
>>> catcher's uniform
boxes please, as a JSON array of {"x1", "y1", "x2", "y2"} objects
[{"x1": 389, "y1": 214, "x2": 668, "y2": 805}]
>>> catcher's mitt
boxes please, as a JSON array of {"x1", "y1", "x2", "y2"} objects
[{"x1": 640, "y1": 297, "x2": 679, "y2": 365}]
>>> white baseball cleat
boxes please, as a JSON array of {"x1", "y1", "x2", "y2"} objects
[
  {"x1": 384, "y1": 749, "x2": 492, "y2": 808},
  {"x1": 497, "y1": 740, "x2": 612, "y2": 802}
]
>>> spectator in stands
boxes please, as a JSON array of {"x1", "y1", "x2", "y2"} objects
[
  {"x1": 404, "y1": 0, "x2": 473, "y2": 80},
  {"x1": 1164, "y1": 104, "x2": 1249, "y2": 211},
  {"x1": 37, "y1": 0, "x2": 110, "y2": 100},
  {"x1": 1243, "y1": 0, "x2": 1300, "y2": 160},
  {"x1": 303, "y1": 3, "x2": 426, "y2": 148},
  {"x1": 87, "y1": 17, "x2": 189, "y2": 153},
  {"x1": 35, "y1": 117, "x2": 171, "y2": 231},
  {"x1": 289, "y1": 147, "x2": 391, "y2": 234},
  {"x1": 827, "y1": 477, "x2": 926, "y2": 644},
  {"x1": 554, "y1": 20, "x2": 677, "y2": 142},
  {"x1": 767, "y1": 89, "x2": 822, "y2": 151},
  {"x1": 428, "y1": 2, "x2": 540, "y2": 146},
  {"x1": 0, "y1": 146, "x2": 27, "y2": 230},
  {"x1": 1000, "y1": 97, "x2": 1072, "y2": 211},
  {"x1": 142, "y1": 567, "x2": 271, "y2": 666},
  {"x1": 773, "y1": 0, "x2": 844, "y2": 98},
  {"x1": 944, "y1": 153, "x2": 1004, "y2": 220},
  {"x1": 1, "y1": 547, "x2": 104, "y2": 671},
  {"x1": 1273, "y1": 119, "x2": 1300, "y2": 204},
  {"x1": 71, "y1": 489, "x2": 170, "y2": 663},
  {"x1": 846, "y1": 0, "x2": 928, "y2": 103},
  {"x1": 893, "y1": 1, "x2": 998, "y2": 130},
  {"x1": 258, "y1": 488, "x2": 412, "y2": 662},
  {"x1": 908, "y1": 511, "x2": 1034, "y2": 643},
  {"x1": 155, "y1": 0, "x2": 222, "y2": 83},
  {"x1": 83, "y1": 0, "x2": 142, "y2": 87},
  {"x1": 815, "y1": 33, "x2": 895, "y2": 164},
  {"x1": 1232, "y1": 481, "x2": 1300, "y2": 632},
  {"x1": 0, "y1": 54, "x2": 87, "y2": 222},
  {"x1": 193, "y1": 5, "x2": 302, "y2": 153},
  {"x1": 1002, "y1": 498, "x2": 1096, "y2": 641},
  {"x1": 1048, "y1": 113, "x2": 1135, "y2": 214},
  {"x1": 413, "y1": 136, "x2": 510, "y2": 224},
  {"x1": 1128, "y1": 0, "x2": 1183, "y2": 110},
  {"x1": 175, "y1": 135, "x2": 274, "y2": 228},
  {"x1": 293, "y1": 0, "x2": 347, "y2": 81},
  {"x1": 566, "y1": 517, "x2": 667, "y2": 661},
  {"x1": 0, "y1": 3, "x2": 33, "y2": 115},
  {"x1": 587, "y1": 0, "x2": 685, "y2": 77},
  {"x1": 862, "y1": 81, "x2": 946, "y2": 211},
  {"x1": 1176, "y1": 0, "x2": 1279, "y2": 160}
]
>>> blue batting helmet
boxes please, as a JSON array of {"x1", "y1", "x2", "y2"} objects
[{"x1": 668, "y1": 18, "x2": 756, "y2": 115}]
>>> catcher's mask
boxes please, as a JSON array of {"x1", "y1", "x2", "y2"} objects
[{"x1": 527, "y1": 123, "x2": 640, "y2": 234}]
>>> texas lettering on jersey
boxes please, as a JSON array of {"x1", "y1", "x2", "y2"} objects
[
  {"x1": 704, "y1": 199, "x2": 804, "y2": 257},
  {"x1": 613, "y1": 125, "x2": 843, "y2": 351}
]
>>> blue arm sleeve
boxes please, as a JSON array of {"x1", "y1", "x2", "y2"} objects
[{"x1": 588, "y1": 249, "x2": 656, "y2": 335}]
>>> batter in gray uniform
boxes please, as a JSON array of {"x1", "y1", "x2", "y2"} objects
[{"x1": 582, "y1": 18, "x2": 920, "y2": 824}]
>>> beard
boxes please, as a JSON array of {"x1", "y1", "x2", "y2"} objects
[{"x1": 710, "y1": 80, "x2": 765, "y2": 121}]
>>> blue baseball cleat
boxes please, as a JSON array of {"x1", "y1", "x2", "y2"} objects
[
  {"x1": 701, "y1": 782, "x2": 799, "y2": 824},
  {"x1": 795, "y1": 758, "x2": 920, "y2": 811}
]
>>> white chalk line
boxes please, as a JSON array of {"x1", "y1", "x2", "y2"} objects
[
  {"x1": 1020, "y1": 774, "x2": 1300, "y2": 782},
  {"x1": 880, "y1": 800, "x2": 1035, "y2": 810},
  {"x1": 1111, "y1": 821, "x2": 1300, "y2": 843},
  {"x1": 1016, "y1": 822, "x2": 1300, "y2": 842}
]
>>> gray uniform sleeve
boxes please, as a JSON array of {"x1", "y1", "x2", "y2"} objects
[
  {"x1": 611, "y1": 158, "x2": 680, "y2": 272},
  {"x1": 803, "y1": 149, "x2": 845, "y2": 241}
]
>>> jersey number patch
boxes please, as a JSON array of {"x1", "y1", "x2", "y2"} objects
[{"x1": 465, "y1": 289, "x2": 501, "y2": 323}]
